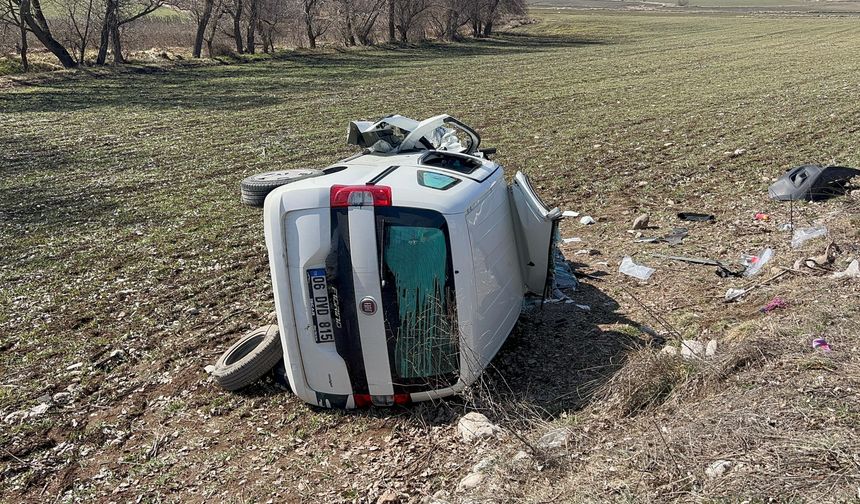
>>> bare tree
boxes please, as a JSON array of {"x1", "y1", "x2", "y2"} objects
[
  {"x1": 19, "y1": 0, "x2": 78, "y2": 68},
  {"x1": 187, "y1": 0, "x2": 214, "y2": 57},
  {"x1": 391, "y1": 0, "x2": 428, "y2": 43},
  {"x1": 256, "y1": 0, "x2": 287, "y2": 52},
  {"x1": 96, "y1": 0, "x2": 163, "y2": 64},
  {"x1": 57, "y1": 0, "x2": 97, "y2": 62},
  {"x1": 0, "y1": 0, "x2": 29, "y2": 70},
  {"x1": 301, "y1": 0, "x2": 327, "y2": 48},
  {"x1": 351, "y1": 0, "x2": 383, "y2": 45},
  {"x1": 224, "y1": 0, "x2": 243, "y2": 52},
  {"x1": 245, "y1": 0, "x2": 257, "y2": 52},
  {"x1": 427, "y1": 0, "x2": 468, "y2": 41}
]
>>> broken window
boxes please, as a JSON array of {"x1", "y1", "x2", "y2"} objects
[{"x1": 377, "y1": 208, "x2": 459, "y2": 389}]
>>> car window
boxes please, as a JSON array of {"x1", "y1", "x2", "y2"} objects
[{"x1": 417, "y1": 170, "x2": 461, "y2": 190}]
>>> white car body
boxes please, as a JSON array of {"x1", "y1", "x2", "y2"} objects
[{"x1": 263, "y1": 115, "x2": 560, "y2": 408}]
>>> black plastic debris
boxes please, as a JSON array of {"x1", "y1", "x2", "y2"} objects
[
  {"x1": 677, "y1": 212, "x2": 716, "y2": 222},
  {"x1": 768, "y1": 164, "x2": 860, "y2": 201}
]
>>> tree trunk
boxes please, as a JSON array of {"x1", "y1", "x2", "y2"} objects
[
  {"x1": 193, "y1": 0, "x2": 214, "y2": 58},
  {"x1": 345, "y1": 5, "x2": 355, "y2": 46},
  {"x1": 96, "y1": 0, "x2": 114, "y2": 64},
  {"x1": 19, "y1": 15, "x2": 29, "y2": 71},
  {"x1": 387, "y1": 0, "x2": 394, "y2": 42},
  {"x1": 232, "y1": 0, "x2": 244, "y2": 53},
  {"x1": 398, "y1": 24, "x2": 406, "y2": 43},
  {"x1": 305, "y1": 18, "x2": 316, "y2": 48},
  {"x1": 245, "y1": 0, "x2": 257, "y2": 54},
  {"x1": 20, "y1": 0, "x2": 77, "y2": 68},
  {"x1": 483, "y1": 20, "x2": 492, "y2": 36},
  {"x1": 110, "y1": 19, "x2": 123, "y2": 63}
]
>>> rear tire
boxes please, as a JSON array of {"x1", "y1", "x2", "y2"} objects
[
  {"x1": 212, "y1": 325, "x2": 283, "y2": 391},
  {"x1": 240, "y1": 169, "x2": 323, "y2": 208}
]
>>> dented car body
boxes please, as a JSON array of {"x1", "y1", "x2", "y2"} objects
[{"x1": 263, "y1": 115, "x2": 560, "y2": 409}]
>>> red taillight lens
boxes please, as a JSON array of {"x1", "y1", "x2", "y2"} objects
[
  {"x1": 330, "y1": 185, "x2": 392, "y2": 208},
  {"x1": 352, "y1": 394, "x2": 373, "y2": 408}
]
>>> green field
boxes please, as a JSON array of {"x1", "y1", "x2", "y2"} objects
[{"x1": 2, "y1": 10, "x2": 860, "y2": 502}]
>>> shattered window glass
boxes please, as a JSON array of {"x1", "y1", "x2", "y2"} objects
[{"x1": 379, "y1": 211, "x2": 458, "y2": 384}]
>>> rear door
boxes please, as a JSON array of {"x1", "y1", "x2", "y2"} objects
[{"x1": 509, "y1": 171, "x2": 562, "y2": 295}]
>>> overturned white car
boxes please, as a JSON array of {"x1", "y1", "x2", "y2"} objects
[{"x1": 247, "y1": 114, "x2": 561, "y2": 409}]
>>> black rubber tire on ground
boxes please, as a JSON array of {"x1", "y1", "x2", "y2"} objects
[
  {"x1": 240, "y1": 169, "x2": 323, "y2": 208},
  {"x1": 211, "y1": 325, "x2": 283, "y2": 391}
]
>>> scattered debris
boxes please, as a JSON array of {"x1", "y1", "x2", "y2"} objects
[
  {"x1": 725, "y1": 288, "x2": 747, "y2": 302},
  {"x1": 791, "y1": 225, "x2": 828, "y2": 248},
  {"x1": 759, "y1": 297, "x2": 787, "y2": 313},
  {"x1": 562, "y1": 210, "x2": 580, "y2": 218},
  {"x1": 562, "y1": 237, "x2": 582, "y2": 244},
  {"x1": 677, "y1": 212, "x2": 715, "y2": 222},
  {"x1": 706, "y1": 339, "x2": 718, "y2": 357},
  {"x1": 706, "y1": 459, "x2": 733, "y2": 478},
  {"x1": 619, "y1": 256, "x2": 655, "y2": 281},
  {"x1": 65, "y1": 362, "x2": 83, "y2": 371},
  {"x1": 93, "y1": 349, "x2": 126, "y2": 370},
  {"x1": 779, "y1": 223, "x2": 794, "y2": 231},
  {"x1": 376, "y1": 491, "x2": 400, "y2": 504},
  {"x1": 580, "y1": 215, "x2": 596, "y2": 225},
  {"x1": 458, "y1": 412, "x2": 502, "y2": 443},
  {"x1": 812, "y1": 338, "x2": 832, "y2": 353},
  {"x1": 730, "y1": 148, "x2": 746, "y2": 157},
  {"x1": 575, "y1": 304, "x2": 591, "y2": 311},
  {"x1": 632, "y1": 214, "x2": 650, "y2": 230},
  {"x1": 832, "y1": 259, "x2": 860, "y2": 279},
  {"x1": 754, "y1": 212, "x2": 769, "y2": 221},
  {"x1": 742, "y1": 248, "x2": 773, "y2": 277},
  {"x1": 574, "y1": 248, "x2": 599, "y2": 256},
  {"x1": 204, "y1": 365, "x2": 216, "y2": 374},
  {"x1": 803, "y1": 242, "x2": 838, "y2": 269}
]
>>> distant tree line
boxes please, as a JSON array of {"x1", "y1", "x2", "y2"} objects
[{"x1": 0, "y1": 0, "x2": 525, "y2": 70}]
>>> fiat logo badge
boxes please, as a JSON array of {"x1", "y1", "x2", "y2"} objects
[{"x1": 359, "y1": 297, "x2": 377, "y2": 315}]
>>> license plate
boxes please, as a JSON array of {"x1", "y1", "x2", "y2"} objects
[{"x1": 306, "y1": 268, "x2": 335, "y2": 343}]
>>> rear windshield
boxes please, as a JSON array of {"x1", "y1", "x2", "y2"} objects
[{"x1": 376, "y1": 208, "x2": 459, "y2": 390}]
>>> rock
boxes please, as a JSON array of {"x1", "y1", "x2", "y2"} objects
[
  {"x1": 632, "y1": 214, "x2": 650, "y2": 230},
  {"x1": 579, "y1": 216, "x2": 596, "y2": 225},
  {"x1": 471, "y1": 457, "x2": 494, "y2": 474},
  {"x1": 457, "y1": 472, "x2": 486, "y2": 492},
  {"x1": 705, "y1": 340, "x2": 718, "y2": 357},
  {"x1": 680, "y1": 340, "x2": 704, "y2": 359},
  {"x1": 4, "y1": 410, "x2": 27, "y2": 424},
  {"x1": 729, "y1": 148, "x2": 746, "y2": 157},
  {"x1": 458, "y1": 412, "x2": 501, "y2": 443},
  {"x1": 28, "y1": 403, "x2": 51, "y2": 418},
  {"x1": 536, "y1": 427, "x2": 572, "y2": 451},
  {"x1": 705, "y1": 459, "x2": 732, "y2": 478},
  {"x1": 661, "y1": 346, "x2": 678, "y2": 356},
  {"x1": 574, "y1": 249, "x2": 599, "y2": 256},
  {"x1": 186, "y1": 307, "x2": 200, "y2": 316},
  {"x1": 37, "y1": 394, "x2": 52, "y2": 404},
  {"x1": 376, "y1": 490, "x2": 400, "y2": 504},
  {"x1": 52, "y1": 392, "x2": 71, "y2": 404},
  {"x1": 66, "y1": 362, "x2": 83, "y2": 371},
  {"x1": 832, "y1": 259, "x2": 860, "y2": 279},
  {"x1": 511, "y1": 450, "x2": 532, "y2": 470},
  {"x1": 94, "y1": 349, "x2": 125, "y2": 370}
]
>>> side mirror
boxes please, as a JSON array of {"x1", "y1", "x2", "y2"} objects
[{"x1": 479, "y1": 147, "x2": 497, "y2": 159}]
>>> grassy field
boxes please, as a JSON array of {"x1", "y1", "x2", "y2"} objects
[{"x1": 2, "y1": 9, "x2": 860, "y2": 503}]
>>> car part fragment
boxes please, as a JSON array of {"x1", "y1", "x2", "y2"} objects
[{"x1": 768, "y1": 164, "x2": 860, "y2": 201}]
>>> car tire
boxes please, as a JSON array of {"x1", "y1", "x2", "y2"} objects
[
  {"x1": 212, "y1": 325, "x2": 283, "y2": 391},
  {"x1": 240, "y1": 169, "x2": 323, "y2": 208}
]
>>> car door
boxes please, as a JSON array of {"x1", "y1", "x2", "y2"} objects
[{"x1": 509, "y1": 171, "x2": 562, "y2": 296}]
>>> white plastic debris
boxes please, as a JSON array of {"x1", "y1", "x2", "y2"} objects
[
  {"x1": 204, "y1": 365, "x2": 216, "y2": 374},
  {"x1": 562, "y1": 210, "x2": 580, "y2": 218},
  {"x1": 725, "y1": 288, "x2": 746, "y2": 302},
  {"x1": 791, "y1": 225, "x2": 827, "y2": 248},
  {"x1": 832, "y1": 259, "x2": 860, "y2": 279},
  {"x1": 575, "y1": 304, "x2": 591, "y2": 311},
  {"x1": 742, "y1": 248, "x2": 773, "y2": 277},
  {"x1": 619, "y1": 256, "x2": 655, "y2": 281},
  {"x1": 779, "y1": 223, "x2": 793, "y2": 232},
  {"x1": 562, "y1": 237, "x2": 582, "y2": 244},
  {"x1": 580, "y1": 216, "x2": 596, "y2": 225}
]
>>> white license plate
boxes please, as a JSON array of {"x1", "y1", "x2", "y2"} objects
[{"x1": 307, "y1": 268, "x2": 335, "y2": 343}]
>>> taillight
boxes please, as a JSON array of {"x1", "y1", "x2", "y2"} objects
[
  {"x1": 330, "y1": 185, "x2": 392, "y2": 207},
  {"x1": 351, "y1": 393, "x2": 411, "y2": 408}
]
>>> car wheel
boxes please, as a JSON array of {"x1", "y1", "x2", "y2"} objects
[
  {"x1": 211, "y1": 325, "x2": 283, "y2": 391},
  {"x1": 240, "y1": 169, "x2": 323, "y2": 208}
]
